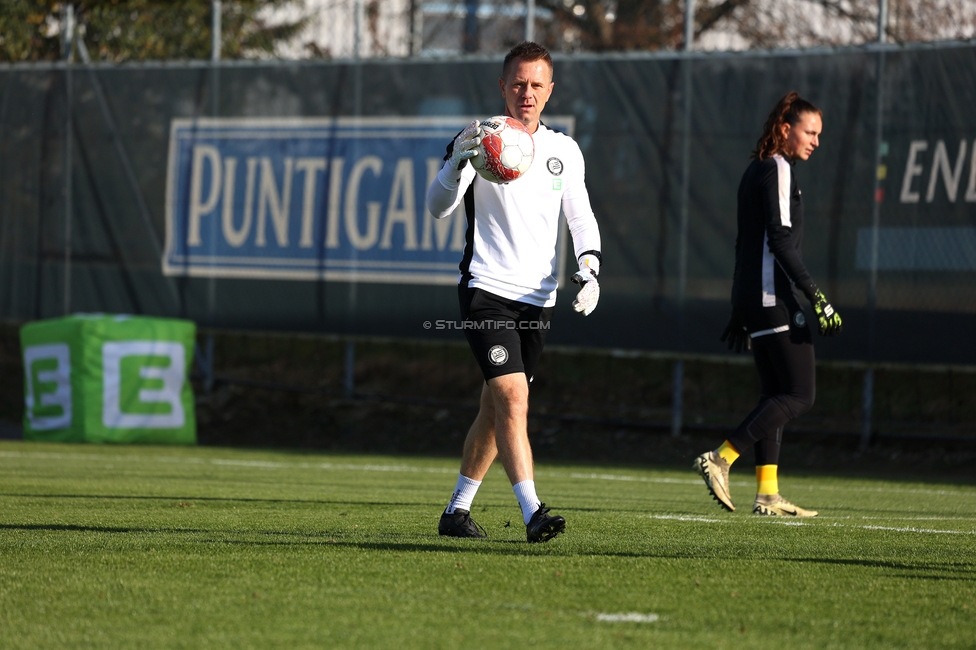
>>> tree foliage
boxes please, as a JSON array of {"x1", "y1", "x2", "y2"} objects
[
  {"x1": 2, "y1": 1, "x2": 972, "y2": 63},
  {"x1": 0, "y1": 0, "x2": 309, "y2": 63},
  {"x1": 532, "y1": 0, "x2": 975, "y2": 52},
  {"x1": 534, "y1": 0, "x2": 743, "y2": 51}
]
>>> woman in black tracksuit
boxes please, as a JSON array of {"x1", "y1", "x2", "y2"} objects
[{"x1": 693, "y1": 91, "x2": 843, "y2": 517}]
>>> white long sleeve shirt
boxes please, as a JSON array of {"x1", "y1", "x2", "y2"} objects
[{"x1": 426, "y1": 123, "x2": 601, "y2": 308}]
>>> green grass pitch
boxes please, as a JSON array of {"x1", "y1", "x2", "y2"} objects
[{"x1": 1, "y1": 440, "x2": 974, "y2": 649}]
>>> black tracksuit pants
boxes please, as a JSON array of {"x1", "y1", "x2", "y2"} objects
[{"x1": 727, "y1": 327, "x2": 816, "y2": 466}]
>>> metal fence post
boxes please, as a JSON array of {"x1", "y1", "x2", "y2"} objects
[
  {"x1": 210, "y1": 0, "x2": 221, "y2": 296},
  {"x1": 860, "y1": 367, "x2": 875, "y2": 450},
  {"x1": 345, "y1": 341, "x2": 356, "y2": 398},
  {"x1": 671, "y1": 1, "x2": 695, "y2": 438},
  {"x1": 354, "y1": 0, "x2": 364, "y2": 58},
  {"x1": 878, "y1": 0, "x2": 888, "y2": 42},
  {"x1": 866, "y1": 2, "x2": 887, "y2": 433},
  {"x1": 464, "y1": 0, "x2": 479, "y2": 52},
  {"x1": 212, "y1": 0, "x2": 221, "y2": 62},
  {"x1": 62, "y1": 4, "x2": 75, "y2": 316},
  {"x1": 671, "y1": 360, "x2": 684, "y2": 436},
  {"x1": 409, "y1": 0, "x2": 422, "y2": 55},
  {"x1": 195, "y1": 337, "x2": 216, "y2": 395}
]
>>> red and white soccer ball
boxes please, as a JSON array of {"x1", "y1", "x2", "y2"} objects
[{"x1": 472, "y1": 116, "x2": 535, "y2": 184}]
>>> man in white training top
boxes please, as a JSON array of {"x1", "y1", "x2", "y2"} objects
[{"x1": 425, "y1": 41, "x2": 602, "y2": 543}]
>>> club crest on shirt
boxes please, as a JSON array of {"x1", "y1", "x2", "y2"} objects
[
  {"x1": 793, "y1": 311, "x2": 806, "y2": 327},
  {"x1": 546, "y1": 157, "x2": 563, "y2": 176},
  {"x1": 488, "y1": 345, "x2": 509, "y2": 366}
]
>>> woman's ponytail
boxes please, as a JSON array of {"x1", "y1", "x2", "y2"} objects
[{"x1": 752, "y1": 91, "x2": 821, "y2": 160}]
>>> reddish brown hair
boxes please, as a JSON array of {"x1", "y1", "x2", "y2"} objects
[{"x1": 752, "y1": 91, "x2": 822, "y2": 160}]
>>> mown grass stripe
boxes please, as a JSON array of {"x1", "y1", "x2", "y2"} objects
[
  {"x1": 4, "y1": 449, "x2": 976, "y2": 498},
  {"x1": 649, "y1": 513, "x2": 976, "y2": 535}
]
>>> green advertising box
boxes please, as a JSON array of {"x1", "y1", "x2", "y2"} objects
[{"x1": 21, "y1": 314, "x2": 196, "y2": 444}]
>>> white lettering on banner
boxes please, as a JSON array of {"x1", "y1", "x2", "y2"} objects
[
  {"x1": 24, "y1": 344, "x2": 72, "y2": 431},
  {"x1": 296, "y1": 157, "x2": 327, "y2": 247},
  {"x1": 381, "y1": 158, "x2": 418, "y2": 250},
  {"x1": 188, "y1": 145, "x2": 221, "y2": 245},
  {"x1": 966, "y1": 144, "x2": 976, "y2": 202},
  {"x1": 256, "y1": 157, "x2": 294, "y2": 247},
  {"x1": 345, "y1": 156, "x2": 383, "y2": 250},
  {"x1": 102, "y1": 341, "x2": 185, "y2": 429},
  {"x1": 325, "y1": 157, "x2": 345, "y2": 249},
  {"x1": 163, "y1": 116, "x2": 576, "y2": 282},
  {"x1": 222, "y1": 157, "x2": 254, "y2": 247},
  {"x1": 901, "y1": 139, "x2": 976, "y2": 204},
  {"x1": 900, "y1": 141, "x2": 927, "y2": 203},
  {"x1": 926, "y1": 140, "x2": 967, "y2": 202},
  {"x1": 185, "y1": 150, "x2": 466, "y2": 253}
]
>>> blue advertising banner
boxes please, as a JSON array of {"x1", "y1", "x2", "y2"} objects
[{"x1": 163, "y1": 116, "x2": 574, "y2": 284}]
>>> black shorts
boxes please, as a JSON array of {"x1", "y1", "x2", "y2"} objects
[
  {"x1": 737, "y1": 292, "x2": 811, "y2": 343},
  {"x1": 458, "y1": 285, "x2": 553, "y2": 381}
]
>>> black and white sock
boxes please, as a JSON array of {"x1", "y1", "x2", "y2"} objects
[{"x1": 445, "y1": 474, "x2": 481, "y2": 514}]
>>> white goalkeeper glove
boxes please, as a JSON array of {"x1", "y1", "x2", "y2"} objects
[
  {"x1": 449, "y1": 120, "x2": 483, "y2": 171},
  {"x1": 571, "y1": 253, "x2": 601, "y2": 316}
]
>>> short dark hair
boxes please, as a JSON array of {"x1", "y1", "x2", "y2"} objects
[{"x1": 502, "y1": 41, "x2": 553, "y2": 79}]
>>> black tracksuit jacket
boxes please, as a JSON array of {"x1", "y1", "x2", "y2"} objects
[{"x1": 731, "y1": 154, "x2": 818, "y2": 338}]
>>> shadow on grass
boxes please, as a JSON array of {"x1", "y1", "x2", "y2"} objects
[
  {"x1": 789, "y1": 556, "x2": 976, "y2": 581},
  {"x1": 4, "y1": 521, "x2": 976, "y2": 572},
  {"x1": 0, "y1": 523, "x2": 214, "y2": 534},
  {"x1": 0, "y1": 521, "x2": 671, "y2": 558},
  {"x1": 0, "y1": 492, "x2": 424, "y2": 508},
  {"x1": 0, "y1": 492, "x2": 623, "y2": 516}
]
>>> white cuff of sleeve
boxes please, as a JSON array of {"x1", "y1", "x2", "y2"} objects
[
  {"x1": 436, "y1": 160, "x2": 463, "y2": 190},
  {"x1": 579, "y1": 253, "x2": 600, "y2": 277}
]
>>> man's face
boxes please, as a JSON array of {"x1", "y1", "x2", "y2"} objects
[
  {"x1": 499, "y1": 58, "x2": 554, "y2": 134},
  {"x1": 781, "y1": 112, "x2": 822, "y2": 161}
]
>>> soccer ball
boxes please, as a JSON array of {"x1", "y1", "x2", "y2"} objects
[{"x1": 471, "y1": 116, "x2": 534, "y2": 184}]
